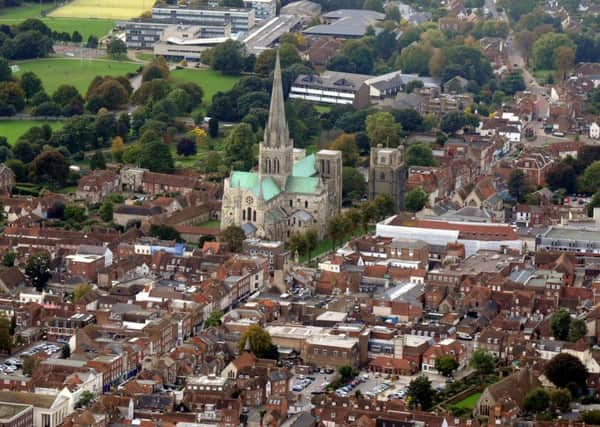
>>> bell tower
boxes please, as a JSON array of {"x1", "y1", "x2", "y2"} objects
[{"x1": 258, "y1": 51, "x2": 294, "y2": 189}]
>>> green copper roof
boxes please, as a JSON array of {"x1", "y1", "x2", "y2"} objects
[
  {"x1": 293, "y1": 154, "x2": 317, "y2": 177},
  {"x1": 230, "y1": 171, "x2": 259, "y2": 190},
  {"x1": 230, "y1": 171, "x2": 281, "y2": 202},
  {"x1": 255, "y1": 176, "x2": 281, "y2": 201},
  {"x1": 285, "y1": 176, "x2": 319, "y2": 194}
]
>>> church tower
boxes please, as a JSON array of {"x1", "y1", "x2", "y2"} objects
[{"x1": 259, "y1": 51, "x2": 294, "y2": 189}]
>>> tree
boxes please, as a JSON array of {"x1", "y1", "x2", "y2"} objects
[
  {"x1": 342, "y1": 166, "x2": 367, "y2": 201},
  {"x1": 442, "y1": 46, "x2": 493, "y2": 85},
  {"x1": 568, "y1": 318, "x2": 587, "y2": 343},
  {"x1": 546, "y1": 162, "x2": 576, "y2": 193},
  {"x1": 238, "y1": 325, "x2": 275, "y2": 358},
  {"x1": 434, "y1": 355, "x2": 459, "y2": 377},
  {"x1": 19, "y1": 71, "x2": 42, "y2": 98},
  {"x1": 0, "y1": 315, "x2": 11, "y2": 354},
  {"x1": 582, "y1": 410, "x2": 600, "y2": 425},
  {"x1": 61, "y1": 344, "x2": 71, "y2": 359},
  {"x1": 73, "y1": 283, "x2": 93, "y2": 301},
  {"x1": 532, "y1": 32, "x2": 575, "y2": 70},
  {"x1": 78, "y1": 391, "x2": 94, "y2": 407},
  {"x1": 396, "y1": 44, "x2": 433, "y2": 76},
  {"x1": 469, "y1": 349, "x2": 495, "y2": 376},
  {"x1": 142, "y1": 57, "x2": 170, "y2": 82},
  {"x1": 339, "y1": 365, "x2": 359, "y2": 381},
  {"x1": 523, "y1": 388, "x2": 550, "y2": 414},
  {"x1": 583, "y1": 161, "x2": 600, "y2": 192},
  {"x1": 405, "y1": 188, "x2": 428, "y2": 212},
  {"x1": 550, "y1": 388, "x2": 571, "y2": 413},
  {"x1": 211, "y1": 40, "x2": 244, "y2": 75},
  {"x1": 221, "y1": 225, "x2": 246, "y2": 252},
  {"x1": 305, "y1": 228, "x2": 318, "y2": 261},
  {"x1": 111, "y1": 136, "x2": 125, "y2": 162},
  {"x1": 288, "y1": 232, "x2": 308, "y2": 258},
  {"x1": 508, "y1": 170, "x2": 528, "y2": 202},
  {"x1": 204, "y1": 311, "x2": 223, "y2": 328},
  {"x1": 330, "y1": 133, "x2": 359, "y2": 166},
  {"x1": 86, "y1": 77, "x2": 129, "y2": 110},
  {"x1": 149, "y1": 224, "x2": 181, "y2": 241},
  {"x1": 29, "y1": 150, "x2": 69, "y2": 189},
  {"x1": 25, "y1": 252, "x2": 51, "y2": 291},
  {"x1": 2, "y1": 251, "x2": 15, "y2": 267},
  {"x1": 22, "y1": 356, "x2": 37, "y2": 375},
  {"x1": 89, "y1": 151, "x2": 106, "y2": 170},
  {"x1": 71, "y1": 30, "x2": 82, "y2": 43},
  {"x1": 208, "y1": 118, "x2": 219, "y2": 138},
  {"x1": 544, "y1": 353, "x2": 588, "y2": 396},
  {"x1": 440, "y1": 111, "x2": 478, "y2": 135},
  {"x1": 365, "y1": 112, "x2": 401, "y2": 147},
  {"x1": 327, "y1": 214, "x2": 350, "y2": 250},
  {"x1": 0, "y1": 81, "x2": 25, "y2": 114},
  {"x1": 86, "y1": 35, "x2": 98, "y2": 48},
  {"x1": 407, "y1": 375, "x2": 435, "y2": 410},
  {"x1": 554, "y1": 46, "x2": 575, "y2": 80},
  {"x1": 139, "y1": 140, "x2": 174, "y2": 173},
  {"x1": 64, "y1": 204, "x2": 87, "y2": 223},
  {"x1": 177, "y1": 137, "x2": 197, "y2": 157},
  {"x1": 499, "y1": 70, "x2": 526, "y2": 95},
  {"x1": 406, "y1": 143, "x2": 435, "y2": 167},
  {"x1": 551, "y1": 308, "x2": 571, "y2": 340},
  {"x1": 107, "y1": 38, "x2": 127, "y2": 59},
  {"x1": 223, "y1": 123, "x2": 255, "y2": 171},
  {"x1": 99, "y1": 200, "x2": 113, "y2": 222},
  {"x1": 374, "y1": 194, "x2": 395, "y2": 218}
]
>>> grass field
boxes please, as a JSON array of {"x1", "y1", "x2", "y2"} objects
[
  {"x1": 0, "y1": 120, "x2": 63, "y2": 145},
  {"x1": 49, "y1": 0, "x2": 150, "y2": 19},
  {"x1": 171, "y1": 69, "x2": 241, "y2": 105},
  {"x1": 0, "y1": 3, "x2": 114, "y2": 39},
  {"x1": 13, "y1": 58, "x2": 139, "y2": 93},
  {"x1": 452, "y1": 393, "x2": 482, "y2": 410}
]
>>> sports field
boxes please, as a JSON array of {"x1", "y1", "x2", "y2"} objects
[
  {"x1": 171, "y1": 69, "x2": 241, "y2": 105},
  {"x1": 0, "y1": 3, "x2": 114, "y2": 39},
  {"x1": 13, "y1": 58, "x2": 139, "y2": 93},
  {"x1": 0, "y1": 120, "x2": 63, "y2": 145},
  {"x1": 49, "y1": 0, "x2": 151, "y2": 19}
]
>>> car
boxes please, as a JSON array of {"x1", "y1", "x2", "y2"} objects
[
  {"x1": 552, "y1": 131, "x2": 565, "y2": 137},
  {"x1": 325, "y1": 368, "x2": 334, "y2": 374},
  {"x1": 242, "y1": 407, "x2": 249, "y2": 414},
  {"x1": 319, "y1": 368, "x2": 325, "y2": 374},
  {"x1": 292, "y1": 384, "x2": 304, "y2": 392}
]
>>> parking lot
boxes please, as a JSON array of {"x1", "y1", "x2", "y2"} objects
[
  {"x1": 0, "y1": 342, "x2": 64, "y2": 377},
  {"x1": 289, "y1": 367, "x2": 454, "y2": 403}
]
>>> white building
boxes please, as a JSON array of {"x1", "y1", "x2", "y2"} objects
[
  {"x1": 243, "y1": 0, "x2": 276, "y2": 19},
  {"x1": 590, "y1": 122, "x2": 600, "y2": 139},
  {"x1": 290, "y1": 71, "x2": 372, "y2": 106}
]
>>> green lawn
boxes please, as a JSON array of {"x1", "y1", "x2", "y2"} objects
[
  {"x1": 13, "y1": 58, "x2": 139, "y2": 93},
  {"x1": 171, "y1": 69, "x2": 241, "y2": 105},
  {"x1": 315, "y1": 105, "x2": 332, "y2": 114},
  {"x1": 135, "y1": 52, "x2": 154, "y2": 61},
  {"x1": 452, "y1": 393, "x2": 482, "y2": 410},
  {"x1": 0, "y1": 3, "x2": 114, "y2": 39},
  {"x1": 0, "y1": 120, "x2": 63, "y2": 145},
  {"x1": 199, "y1": 220, "x2": 220, "y2": 228}
]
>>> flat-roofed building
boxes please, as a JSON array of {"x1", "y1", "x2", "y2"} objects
[
  {"x1": 243, "y1": 0, "x2": 275, "y2": 19},
  {"x1": 303, "y1": 9, "x2": 384, "y2": 38},
  {"x1": 290, "y1": 71, "x2": 372, "y2": 107},
  {"x1": 0, "y1": 392, "x2": 68, "y2": 427},
  {"x1": 123, "y1": 20, "x2": 231, "y2": 49},
  {"x1": 536, "y1": 225, "x2": 600, "y2": 265},
  {"x1": 304, "y1": 334, "x2": 361, "y2": 368},
  {"x1": 377, "y1": 216, "x2": 522, "y2": 257},
  {"x1": 152, "y1": 6, "x2": 255, "y2": 32},
  {"x1": 0, "y1": 403, "x2": 32, "y2": 427}
]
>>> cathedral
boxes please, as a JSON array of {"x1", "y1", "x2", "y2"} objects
[{"x1": 221, "y1": 54, "x2": 342, "y2": 242}]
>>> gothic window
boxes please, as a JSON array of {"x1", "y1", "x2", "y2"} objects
[
  {"x1": 243, "y1": 210, "x2": 246, "y2": 220},
  {"x1": 289, "y1": 200, "x2": 293, "y2": 207},
  {"x1": 246, "y1": 196, "x2": 254, "y2": 205},
  {"x1": 274, "y1": 158, "x2": 280, "y2": 174},
  {"x1": 265, "y1": 158, "x2": 271, "y2": 173},
  {"x1": 253, "y1": 210, "x2": 256, "y2": 221},
  {"x1": 327, "y1": 160, "x2": 331, "y2": 174},
  {"x1": 304, "y1": 200, "x2": 308, "y2": 208},
  {"x1": 380, "y1": 172, "x2": 385, "y2": 180},
  {"x1": 247, "y1": 207, "x2": 252, "y2": 222}
]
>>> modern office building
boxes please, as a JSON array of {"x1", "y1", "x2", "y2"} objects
[
  {"x1": 152, "y1": 6, "x2": 256, "y2": 32},
  {"x1": 290, "y1": 71, "x2": 372, "y2": 107},
  {"x1": 243, "y1": 0, "x2": 276, "y2": 20},
  {"x1": 153, "y1": 25, "x2": 233, "y2": 61},
  {"x1": 124, "y1": 20, "x2": 230, "y2": 49}
]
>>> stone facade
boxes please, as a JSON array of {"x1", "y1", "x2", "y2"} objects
[
  {"x1": 368, "y1": 145, "x2": 406, "y2": 210},
  {"x1": 221, "y1": 54, "x2": 342, "y2": 241}
]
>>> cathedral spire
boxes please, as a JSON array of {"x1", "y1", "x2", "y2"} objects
[{"x1": 264, "y1": 51, "x2": 290, "y2": 147}]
